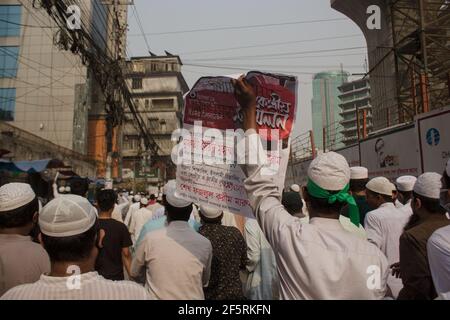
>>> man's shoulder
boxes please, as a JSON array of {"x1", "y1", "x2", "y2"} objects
[
  {"x1": 189, "y1": 229, "x2": 213, "y2": 248},
  {"x1": 1, "y1": 282, "x2": 37, "y2": 300},
  {"x1": 101, "y1": 219, "x2": 128, "y2": 230},
  {"x1": 99, "y1": 278, "x2": 147, "y2": 292},
  {"x1": 12, "y1": 240, "x2": 49, "y2": 259}
]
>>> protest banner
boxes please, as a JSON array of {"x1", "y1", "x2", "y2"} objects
[{"x1": 175, "y1": 71, "x2": 298, "y2": 217}]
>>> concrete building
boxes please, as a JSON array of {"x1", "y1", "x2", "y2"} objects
[
  {"x1": 0, "y1": 0, "x2": 127, "y2": 178},
  {"x1": 0, "y1": 121, "x2": 96, "y2": 177},
  {"x1": 124, "y1": 54, "x2": 189, "y2": 188},
  {"x1": 338, "y1": 77, "x2": 373, "y2": 146},
  {"x1": 331, "y1": 0, "x2": 450, "y2": 131},
  {"x1": 311, "y1": 70, "x2": 349, "y2": 150}
]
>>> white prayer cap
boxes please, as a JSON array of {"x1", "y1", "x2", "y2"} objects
[
  {"x1": 164, "y1": 180, "x2": 191, "y2": 208},
  {"x1": 446, "y1": 159, "x2": 450, "y2": 177},
  {"x1": 0, "y1": 183, "x2": 36, "y2": 212},
  {"x1": 307, "y1": 152, "x2": 350, "y2": 191},
  {"x1": 413, "y1": 172, "x2": 443, "y2": 199},
  {"x1": 140, "y1": 198, "x2": 149, "y2": 206},
  {"x1": 133, "y1": 194, "x2": 141, "y2": 202},
  {"x1": 290, "y1": 184, "x2": 300, "y2": 193},
  {"x1": 39, "y1": 195, "x2": 97, "y2": 237},
  {"x1": 58, "y1": 186, "x2": 66, "y2": 193},
  {"x1": 65, "y1": 186, "x2": 71, "y2": 193},
  {"x1": 396, "y1": 176, "x2": 417, "y2": 192},
  {"x1": 200, "y1": 205, "x2": 223, "y2": 219},
  {"x1": 127, "y1": 195, "x2": 133, "y2": 202},
  {"x1": 350, "y1": 167, "x2": 368, "y2": 180},
  {"x1": 366, "y1": 177, "x2": 395, "y2": 196}
]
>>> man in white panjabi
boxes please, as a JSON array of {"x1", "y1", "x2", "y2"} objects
[
  {"x1": 365, "y1": 177, "x2": 409, "y2": 298},
  {"x1": 427, "y1": 160, "x2": 450, "y2": 300},
  {"x1": 131, "y1": 181, "x2": 212, "y2": 300},
  {"x1": 129, "y1": 197, "x2": 153, "y2": 244},
  {"x1": 233, "y1": 76, "x2": 389, "y2": 299},
  {"x1": 395, "y1": 176, "x2": 417, "y2": 218},
  {"x1": 124, "y1": 194, "x2": 141, "y2": 228},
  {"x1": 1, "y1": 195, "x2": 150, "y2": 300}
]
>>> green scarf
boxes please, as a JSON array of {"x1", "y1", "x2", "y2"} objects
[{"x1": 307, "y1": 179, "x2": 360, "y2": 227}]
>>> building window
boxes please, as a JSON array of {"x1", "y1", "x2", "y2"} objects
[
  {"x1": 145, "y1": 99, "x2": 150, "y2": 109},
  {"x1": 0, "y1": 46, "x2": 19, "y2": 78},
  {"x1": 148, "y1": 118, "x2": 159, "y2": 131},
  {"x1": 132, "y1": 78, "x2": 142, "y2": 89},
  {"x1": 124, "y1": 135, "x2": 141, "y2": 151},
  {"x1": 152, "y1": 99, "x2": 174, "y2": 110},
  {"x1": 0, "y1": 5, "x2": 21, "y2": 37},
  {"x1": 0, "y1": 88, "x2": 16, "y2": 121}
]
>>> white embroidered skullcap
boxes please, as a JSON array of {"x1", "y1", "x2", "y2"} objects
[
  {"x1": 39, "y1": 195, "x2": 97, "y2": 237},
  {"x1": 366, "y1": 177, "x2": 395, "y2": 196},
  {"x1": 0, "y1": 183, "x2": 36, "y2": 212},
  {"x1": 396, "y1": 176, "x2": 417, "y2": 192},
  {"x1": 200, "y1": 205, "x2": 223, "y2": 219},
  {"x1": 307, "y1": 152, "x2": 350, "y2": 191},
  {"x1": 414, "y1": 172, "x2": 443, "y2": 199},
  {"x1": 164, "y1": 180, "x2": 191, "y2": 208},
  {"x1": 350, "y1": 167, "x2": 368, "y2": 180}
]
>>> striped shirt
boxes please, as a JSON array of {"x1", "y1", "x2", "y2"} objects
[{"x1": 1, "y1": 272, "x2": 151, "y2": 300}]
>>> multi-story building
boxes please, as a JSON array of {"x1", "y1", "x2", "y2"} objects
[
  {"x1": 0, "y1": 0, "x2": 109, "y2": 175},
  {"x1": 124, "y1": 54, "x2": 189, "y2": 188},
  {"x1": 338, "y1": 77, "x2": 373, "y2": 146},
  {"x1": 331, "y1": 0, "x2": 450, "y2": 131},
  {"x1": 311, "y1": 70, "x2": 349, "y2": 150}
]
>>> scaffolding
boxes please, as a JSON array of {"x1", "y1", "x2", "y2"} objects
[{"x1": 384, "y1": 0, "x2": 450, "y2": 127}]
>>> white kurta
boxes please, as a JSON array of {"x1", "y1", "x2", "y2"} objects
[
  {"x1": 240, "y1": 132, "x2": 389, "y2": 300},
  {"x1": 131, "y1": 221, "x2": 212, "y2": 300},
  {"x1": 124, "y1": 202, "x2": 140, "y2": 227},
  {"x1": 397, "y1": 199, "x2": 413, "y2": 220},
  {"x1": 1, "y1": 272, "x2": 150, "y2": 300},
  {"x1": 299, "y1": 215, "x2": 367, "y2": 239},
  {"x1": 364, "y1": 202, "x2": 409, "y2": 298},
  {"x1": 427, "y1": 225, "x2": 450, "y2": 300},
  {"x1": 130, "y1": 207, "x2": 153, "y2": 244}
]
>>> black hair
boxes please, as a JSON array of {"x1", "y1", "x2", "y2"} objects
[
  {"x1": 96, "y1": 189, "x2": 117, "y2": 212},
  {"x1": 69, "y1": 178, "x2": 89, "y2": 197},
  {"x1": 444, "y1": 171, "x2": 450, "y2": 188},
  {"x1": 398, "y1": 190, "x2": 413, "y2": 203},
  {"x1": 282, "y1": 192, "x2": 303, "y2": 216},
  {"x1": 149, "y1": 194, "x2": 156, "y2": 201},
  {"x1": 165, "y1": 202, "x2": 193, "y2": 222},
  {"x1": 350, "y1": 179, "x2": 369, "y2": 193},
  {"x1": 0, "y1": 197, "x2": 38, "y2": 229},
  {"x1": 413, "y1": 192, "x2": 446, "y2": 214},
  {"x1": 375, "y1": 138, "x2": 384, "y2": 152},
  {"x1": 307, "y1": 190, "x2": 345, "y2": 214},
  {"x1": 199, "y1": 212, "x2": 223, "y2": 224},
  {"x1": 41, "y1": 222, "x2": 98, "y2": 262},
  {"x1": 366, "y1": 189, "x2": 393, "y2": 203}
]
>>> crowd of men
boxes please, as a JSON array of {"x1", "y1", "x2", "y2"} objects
[{"x1": 0, "y1": 77, "x2": 449, "y2": 300}]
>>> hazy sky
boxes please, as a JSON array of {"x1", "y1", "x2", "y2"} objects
[{"x1": 127, "y1": 0, "x2": 368, "y2": 138}]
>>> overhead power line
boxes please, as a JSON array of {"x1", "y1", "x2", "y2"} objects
[
  {"x1": 181, "y1": 34, "x2": 364, "y2": 55},
  {"x1": 185, "y1": 46, "x2": 367, "y2": 62},
  {"x1": 131, "y1": 4, "x2": 152, "y2": 53},
  {"x1": 128, "y1": 17, "x2": 348, "y2": 36}
]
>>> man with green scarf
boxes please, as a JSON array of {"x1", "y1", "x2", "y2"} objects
[{"x1": 232, "y1": 76, "x2": 389, "y2": 300}]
